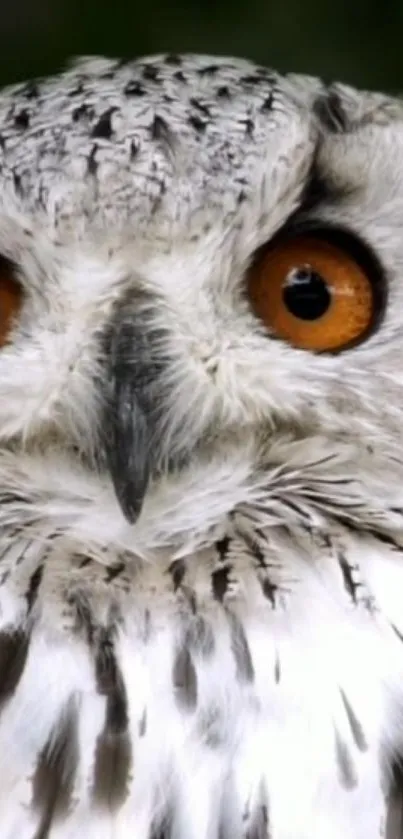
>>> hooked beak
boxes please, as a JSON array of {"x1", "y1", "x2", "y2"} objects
[{"x1": 100, "y1": 290, "x2": 164, "y2": 524}]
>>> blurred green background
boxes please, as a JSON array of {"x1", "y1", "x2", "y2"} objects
[{"x1": 1, "y1": 0, "x2": 402, "y2": 93}]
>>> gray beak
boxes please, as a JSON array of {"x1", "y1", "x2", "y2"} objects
[{"x1": 100, "y1": 290, "x2": 164, "y2": 523}]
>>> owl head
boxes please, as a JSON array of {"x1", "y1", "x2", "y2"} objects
[{"x1": 0, "y1": 54, "x2": 401, "y2": 534}]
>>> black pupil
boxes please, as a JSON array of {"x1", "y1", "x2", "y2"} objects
[{"x1": 282, "y1": 267, "x2": 331, "y2": 321}]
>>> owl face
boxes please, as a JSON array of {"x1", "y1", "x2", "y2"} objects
[{"x1": 0, "y1": 54, "x2": 402, "y2": 524}]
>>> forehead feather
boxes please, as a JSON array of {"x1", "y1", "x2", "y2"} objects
[{"x1": 0, "y1": 54, "x2": 323, "y2": 245}]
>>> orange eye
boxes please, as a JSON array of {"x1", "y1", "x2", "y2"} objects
[
  {"x1": 0, "y1": 257, "x2": 23, "y2": 347},
  {"x1": 247, "y1": 233, "x2": 381, "y2": 353}
]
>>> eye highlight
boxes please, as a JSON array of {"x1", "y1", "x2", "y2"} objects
[
  {"x1": 0, "y1": 257, "x2": 23, "y2": 348},
  {"x1": 247, "y1": 231, "x2": 383, "y2": 353}
]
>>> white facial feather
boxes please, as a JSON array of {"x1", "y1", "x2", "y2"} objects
[{"x1": 0, "y1": 53, "x2": 402, "y2": 838}]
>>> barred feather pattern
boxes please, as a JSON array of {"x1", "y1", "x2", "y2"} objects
[{"x1": 0, "y1": 442, "x2": 403, "y2": 838}]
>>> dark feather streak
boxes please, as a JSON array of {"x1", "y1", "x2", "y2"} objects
[
  {"x1": 172, "y1": 645, "x2": 198, "y2": 711},
  {"x1": 31, "y1": 699, "x2": 78, "y2": 838},
  {"x1": 340, "y1": 689, "x2": 368, "y2": 751},
  {"x1": 0, "y1": 629, "x2": 30, "y2": 708},
  {"x1": 228, "y1": 613, "x2": 254, "y2": 684},
  {"x1": 92, "y1": 629, "x2": 132, "y2": 810},
  {"x1": 212, "y1": 565, "x2": 231, "y2": 602},
  {"x1": 337, "y1": 552, "x2": 360, "y2": 604},
  {"x1": 25, "y1": 565, "x2": 44, "y2": 612},
  {"x1": 334, "y1": 728, "x2": 357, "y2": 790}
]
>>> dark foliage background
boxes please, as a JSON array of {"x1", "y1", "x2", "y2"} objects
[{"x1": 0, "y1": 0, "x2": 401, "y2": 93}]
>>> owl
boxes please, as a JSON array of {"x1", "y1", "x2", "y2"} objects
[{"x1": 0, "y1": 50, "x2": 403, "y2": 839}]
